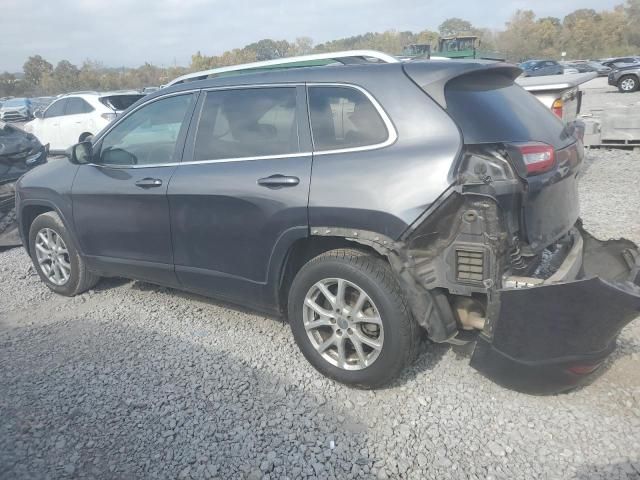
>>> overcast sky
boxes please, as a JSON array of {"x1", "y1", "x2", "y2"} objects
[{"x1": 1, "y1": 0, "x2": 621, "y2": 71}]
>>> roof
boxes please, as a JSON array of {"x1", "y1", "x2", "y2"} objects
[
  {"x1": 167, "y1": 50, "x2": 399, "y2": 87},
  {"x1": 144, "y1": 58, "x2": 521, "y2": 111}
]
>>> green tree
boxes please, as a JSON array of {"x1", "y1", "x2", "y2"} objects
[
  {"x1": 438, "y1": 18, "x2": 474, "y2": 36},
  {"x1": 22, "y1": 55, "x2": 53, "y2": 89},
  {"x1": 0, "y1": 72, "x2": 19, "y2": 97},
  {"x1": 625, "y1": 0, "x2": 640, "y2": 47}
]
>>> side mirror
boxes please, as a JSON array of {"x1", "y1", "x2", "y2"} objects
[
  {"x1": 67, "y1": 141, "x2": 92, "y2": 165},
  {"x1": 34, "y1": 110, "x2": 43, "y2": 119}
]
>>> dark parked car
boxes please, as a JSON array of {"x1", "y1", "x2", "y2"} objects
[
  {"x1": 566, "y1": 61, "x2": 611, "y2": 76},
  {"x1": 519, "y1": 59, "x2": 564, "y2": 77},
  {"x1": 0, "y1": 97, "x2": 33, "y2": 122},
  {"x1": 15, "y1": 58, "x2": 640, "y2": 394},
  {"x1": 608, "y1": 64, "x2": 640, "y2": 92},
  {"x1": 601, "y1": 57, "x2": 640, "y2": 69},
  {"x1": 0, "y1": 121, "x2": 47, "y2": 246}
]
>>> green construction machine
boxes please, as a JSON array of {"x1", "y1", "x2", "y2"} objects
[{"x1": 403, "y1": 36, "x2": 504, "y2": 61}]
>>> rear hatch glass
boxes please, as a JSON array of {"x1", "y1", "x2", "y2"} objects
[
  {"x1": 444, "y1": 71, "x2": 575, "y2": 150},
  {"x1": 99, "y1": 94, "x2": 145, "y2": 112}
]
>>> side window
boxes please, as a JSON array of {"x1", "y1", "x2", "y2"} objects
[
  {"x1": 65, "y1": 97, "x2": 94, "y2": 115},
  {"x1": 308, "y1": 86, "x2": 389, "y2": 151},
  {"x1": 43, "y1": 99, "x2": 66, "y2": 119},
  {"x1": 194, "y1": 87, "x2": 299, "y2": 161},
  {"x1": 98, "y1": 93, "x2": 195, "y2": 166}
]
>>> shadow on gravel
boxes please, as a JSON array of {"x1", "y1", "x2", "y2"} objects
[
  {"x1": 574, "y1": 460, "x2": 640, "y2": 479},
  {"x1": 0, "y1": 319, "x2": 377, "y2": 479},
  {"x1": 127, "y1": 279, "x2": 450, "y2": 389}
]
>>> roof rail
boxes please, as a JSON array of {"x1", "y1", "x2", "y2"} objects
[{"x1": 167, "y1": 50, "x2": 399, "y2": 87}]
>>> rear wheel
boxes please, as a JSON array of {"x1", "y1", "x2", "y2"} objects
[
  {"x1": 288, "y1": 249, "x2": 419, "y2": 388},
  {"x1": 618, "y1": 75, "x2": 638, "y2": 93},
  {"x1": 29, "y1": 211, "x2": 99, "y2": 296}
]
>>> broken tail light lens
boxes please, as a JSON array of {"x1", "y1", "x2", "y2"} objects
[
  {"x1": 551, "y1": 99, "x2": 563, "y2": 119},
  {"x1": 456, "y1": 148, "x2": 515, "y2": 184},
  {"x1": 101, "y1": 112, "x2": 117, "y2": 122},
  {"x1": 516, "y1": 142, "x2": 555, "y2": 175}
]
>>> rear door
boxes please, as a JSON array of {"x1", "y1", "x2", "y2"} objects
[
  {"x1": 58, "y1": 97, "x2": 95, "y2": 148},
  {"x1": 72, "y1": 92, "x2": 197, "y2": 286},
  {"x1": 168, "y1": 85, "x2": 312, "y2": 309}
]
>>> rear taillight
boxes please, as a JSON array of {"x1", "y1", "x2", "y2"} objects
[
  {"x1": 101, "y1": 112, "x2": 117, "y2": 122},
  {"x1": 516, "y1": 142, "x2": 555, "y2": 175},
  {"x1": 551, "y1": 99, "x2": 563, "y2": 119}
]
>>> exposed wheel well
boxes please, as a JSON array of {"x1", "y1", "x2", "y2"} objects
[
  {"x1": 278, "y1": 236, "x2": 383, "y2": 314},
  {"x1": 21, "y1": 205, "x2": 54, "y2": 253}
]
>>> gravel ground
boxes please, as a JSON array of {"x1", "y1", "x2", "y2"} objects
[
  {"x1": 580, "y1": 76, "x2": 640, "y2": 114},
  {"x1": 1, "y1": 149, "x2": 639, "y2": 480}
]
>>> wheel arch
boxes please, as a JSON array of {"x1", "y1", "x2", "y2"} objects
[
  {"x1": 20, "y1": 201, "x2": 79, "y2": 255},
  {"x1": 276, "y1": 235, "x2": 382, "y2": 315},
  {"x1": 275, "y1": 228, "x2": 458, "y2": 343}
]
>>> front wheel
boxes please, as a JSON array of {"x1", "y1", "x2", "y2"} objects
[
  {"x1": 618, "y1": 75, "x2": 638, "y2": 93},
  {"x1": 288, "y1": 249, "x2": 419, "y2": 388},
  {"x1": 29, "y1": 211, "x2": 100, "y2": 296}
]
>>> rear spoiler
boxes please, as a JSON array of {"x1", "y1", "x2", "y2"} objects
[{"x1": 402, "y1": 61, "x2": 522, "y2": 108}]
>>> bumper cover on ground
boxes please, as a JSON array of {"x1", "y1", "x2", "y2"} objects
[{"x1": 470, "y1": 226, "x2": 640, "y2": 394}]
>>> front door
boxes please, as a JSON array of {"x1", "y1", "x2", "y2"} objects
[
  {"x1": 72, "y1": 92, "x2": 197, "y2": 286},
  {"x1": 37, "y1": 98, "x2": 67, "y2": 150},
  {"x1": 168, "y1": 86, "x2": 312, "y2": 309}
]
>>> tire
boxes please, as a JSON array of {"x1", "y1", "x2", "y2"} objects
[
  {"x1": 28, "y1": 211, "x2": 99, "y2": 296},
  {"x1": 287, "y1": 249, "x2": 419, "y2": 388},
  {"x1": 618, "y1": 75, "x2": 639, "y2": 93}
]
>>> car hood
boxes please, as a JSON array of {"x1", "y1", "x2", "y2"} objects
[
  {"x1": 615, "y1": 64, "x2": 640, "y2": 71},
  {"x1": 0, "y1": 123, "x2": 43, "y2": 158},
  {"x1": 0, "y1": 105, "x2": 28, "y2": 112}
]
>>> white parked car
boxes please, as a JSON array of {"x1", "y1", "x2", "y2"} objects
[{"x1": 24, "y1": 91, "x2": 144, "y2": 153}]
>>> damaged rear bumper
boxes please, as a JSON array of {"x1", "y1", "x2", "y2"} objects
[{"x1": 470, "y1": 225, "x2": 640, "y2": 394}]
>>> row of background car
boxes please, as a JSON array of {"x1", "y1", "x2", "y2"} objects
[
  {"x1": 0, "y1": 86, "x2": 159, "y2": 122},
  {"x1": 0, "y1": 89, "x2": 155, "y2": 152},
  {"x1": 518, "y1": 56, "x2": 639, "y2": 77}
]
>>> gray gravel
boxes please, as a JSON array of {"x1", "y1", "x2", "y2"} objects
[
  {"x1": 580, "y1": 76, "x2": 640, "y2": 114},
  {"x1": 1, "y1": 149, "x2": 639, "y2": 480}
]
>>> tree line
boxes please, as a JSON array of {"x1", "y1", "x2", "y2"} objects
[{"x1": 2, "y1": 0, "x2": 639, "y2": 98}]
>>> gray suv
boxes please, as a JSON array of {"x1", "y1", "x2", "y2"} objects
[
  {"x1": 16, "y1": 59, "x2": 640, "y2": 394},
  {"x1": 608, "y1": 64, "x2": 640, "y2": 92}
]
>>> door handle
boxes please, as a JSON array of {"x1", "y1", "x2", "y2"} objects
[
  {"x1": 257, "y1": 174, "x2": 299, "y2": 188},
  {"x1": 135, "y1": 178, "x2": 163, "y2": 188}
]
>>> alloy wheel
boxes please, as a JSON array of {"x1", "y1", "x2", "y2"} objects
[
  {"x1": 620, "y1": 78, "x2": 637, "y2": 91},
  {"x1": 35, "y1": 227, "x2": 71, "y2": 286},
  {"x1": 303, "y1": 278, "x2": 384, "y2": 370}
]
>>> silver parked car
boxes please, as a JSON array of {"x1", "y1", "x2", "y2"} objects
[{"x1": 0, "y1": 98, "x2": 33, "y2": 122}]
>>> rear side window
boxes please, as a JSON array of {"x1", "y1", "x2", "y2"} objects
[
  {"x1": 44, "y1": 99, "x2": 66, "y2": 118},
  {"x1": 308, "y1": 86, "x2": 388, "y2": 151},
  {"x1": 194, "y1": 87, "x2": 299, "y2": 161},
  {"x1": 65, "y1": 97, "x2": 94, "y2": 115},
  {"x1": 444, "y1": 72, "x2": 573, "y2": 149}
]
